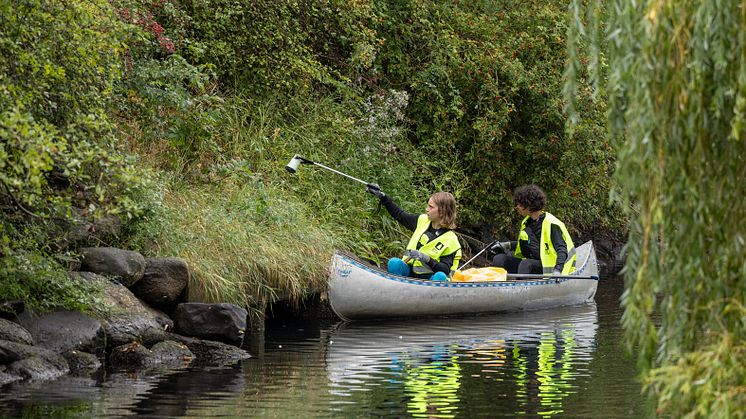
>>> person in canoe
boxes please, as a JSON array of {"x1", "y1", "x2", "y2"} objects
[
  {"x1": 491, "y1": 184, "x2": 576, "y2": 275},
  {"x1": 366, "y1": 186, "x2": 462, "y2": 281}
]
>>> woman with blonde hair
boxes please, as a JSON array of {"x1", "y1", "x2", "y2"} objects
[{"x1": 366, "y1": 187, "x2": 462, "y2": 281}]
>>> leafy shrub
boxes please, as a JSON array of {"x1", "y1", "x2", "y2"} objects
[
  {"x1": 0, "y1": 218, "x2": 102, "y2": 312},
  {"x1": 0, "y1": 0, "x2": 154, "y2": 310},
  {"x1": 372, "y1": 0, "x2": 620, "y2": 235},
  {"x1": 0, "y1": 0, "x2": 150, "y2": 224}
]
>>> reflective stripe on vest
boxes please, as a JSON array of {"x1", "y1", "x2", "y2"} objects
[
  {"x1": 513, "y1": 212, "x2": 576, "y2": 274},
  {"x1": 404, "y1": 214, "x2": 462, "y2": 276}
]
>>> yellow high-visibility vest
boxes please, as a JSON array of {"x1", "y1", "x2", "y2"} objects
[
  {"x1": 513, "y1": 212, "x2": 576, "y2": 274},
  {"x1": 404, "y1": 214, "x2": 462, "y2": 276}
]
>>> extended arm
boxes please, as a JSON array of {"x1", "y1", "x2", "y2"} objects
[{"x1": 380, "y1": 195, "x2": 419, "y2": 231}]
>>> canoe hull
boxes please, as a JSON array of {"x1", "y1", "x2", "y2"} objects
[{"x1": 328, "y1": 241, "x2": 599, "y2": 320}]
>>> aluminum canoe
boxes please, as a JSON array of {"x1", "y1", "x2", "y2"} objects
[{"x1": 328, "y1": 241, "x2": 599, "y2": 320}]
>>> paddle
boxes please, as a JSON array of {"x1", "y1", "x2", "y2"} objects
[
  {"x1": 507, "y1": 273, "x2": 599, "y2": 280},
  {"x1": 458, "y1": 240, "x2": 497, "y2": 270}
]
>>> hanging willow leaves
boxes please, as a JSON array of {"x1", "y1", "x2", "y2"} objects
[{"x1": 565, "y1": 0, "x2": 746, "y2": 416}]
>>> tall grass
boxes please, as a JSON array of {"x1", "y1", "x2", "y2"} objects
[
  {"x1": 125, "y1": 91, "x2": 449, "y2": 311},
  {"x1": 158, "y1": 181, "x2": 339, "y2": 311}
]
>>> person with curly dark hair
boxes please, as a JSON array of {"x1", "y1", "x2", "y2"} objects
[{"x1": 490, "y1": 184, "x2": 576, "y2": 276}]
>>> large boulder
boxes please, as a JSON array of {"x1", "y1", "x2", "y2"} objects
[
  {"x1": 62, "y1": 350, "x2": 102, "y2": 375},
  {"x1": 15, "y1": 309, "x2": 104, "y2": 354},
  {"x1": 173, "y1": 303, "x2": 247, "y2": 347},
  {"x1": 73, "y1": 272, "x2": 171, "y2": 347},
  {"x1": 0, "y1": 370, "x2": 22, "y2": 386},
  {"x1": 7, "y1": 355, "x2": 70, "y2": 380},
  {"x1": 0, "y1": 339, "x2": 50, "y2": 363},
  {"x1": 79, "y1": 247, "x2": 146, "y2": 287},
  {"x1": 0, "y1": 318, "x2": 33, "y2": 346},
  {"x1": 130, "y1": 258, "x2": 189, "y2": 305}
]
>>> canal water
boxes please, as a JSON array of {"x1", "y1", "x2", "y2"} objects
[{"x1": 0, "y1": 277, "x2": 649, "y2": 418}]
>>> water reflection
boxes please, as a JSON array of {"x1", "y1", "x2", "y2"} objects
[
  {"x1": 326, "y1": 303, "x2": 598, "y2": 418},
  {"x1": 1, "y1": 282, "x2": 649, "y2": 418},
  {"x1": 126, "y1": 364, "x2": 246, "y2": 417},
  {"x1": 0, "y1": 364, "x2": 246, "y2": 417}
]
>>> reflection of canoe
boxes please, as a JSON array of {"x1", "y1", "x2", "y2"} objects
[
  {"x1": 328, "y1": 241, "x2": 599, "y2": 320},
  {"x1": 326, "y1": 303, "x2": 599, "y2": 393}
]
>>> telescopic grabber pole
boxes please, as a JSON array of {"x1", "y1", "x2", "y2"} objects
[{"x1": 286, "y1": 154, "x2": 380, "y2": 191}]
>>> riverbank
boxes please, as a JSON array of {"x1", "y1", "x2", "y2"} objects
[{"x1": 0, "y1": 247, "x2": 251, "y2": 387}]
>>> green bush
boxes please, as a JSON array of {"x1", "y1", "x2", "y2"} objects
[
  {"x1": 372, "y1": 0, "x2": 620, "y2": 233},
  {"x1": 0, "y1": 0, "x2": 149, "y2": 224},
  {"x1": 0, "y1": 0, "x2": 153, "y2": 310},
  {"x1": 0, "y1": 218, "x2": 103, "y2": 313}
]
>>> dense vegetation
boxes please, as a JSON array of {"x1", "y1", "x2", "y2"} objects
[
  {"x1": 566, "y1": 0, "x2": 746, "y2": 416},
  {"x1": 1, "y1": 0, "x2": 618, "y2": 313}
]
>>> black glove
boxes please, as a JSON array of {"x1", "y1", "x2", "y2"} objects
[
  {"x1": 365, "y1": 183, "x2": 385, "y2": 199},
  {"x1": 489, "y1": 241, "x2": 512, "y2": 253},
  {"x1": 404, "y1": 249, "x2": 431, "y2": 264}
]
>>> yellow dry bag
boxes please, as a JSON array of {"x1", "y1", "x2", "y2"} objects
[{"x1": 451, "y1": 267, "x2": 508, "y2": 282}]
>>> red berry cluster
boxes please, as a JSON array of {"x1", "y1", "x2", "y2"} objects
[{"x1": 115, "y1": 6, "x2": 176, "y2": 53}]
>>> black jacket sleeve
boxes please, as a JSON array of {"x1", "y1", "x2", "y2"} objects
[{"x1": 380, "y1": 195, "x2": 420, "y2": 231}]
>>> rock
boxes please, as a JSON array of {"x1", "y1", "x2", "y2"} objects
[
  {"x1": 0, "y1": 340, "x2": 70, "y2": 380},
  {"x1": 7, "y1": 355, "x2": 69, "y2": 380},
  {"x1": 62, "y1": 350, "x2": 102, "y2": 375},
  {"x1": 0, "y1": 371, "x2": 22, "y2": 386},
  {"x1": 79, "y1": 247, "x2": 146, "y2": 287},
  {"x1": 173, "y1": 303, "x2": 247, "y2": 347},
  {"x1": 0, "y1": 339, "x2": 51, "y2": 363},
  {"x1": 0, "y1": 318, "x2": 34, "y2": 346},
  {"x1": 165, "y1": 333, "x2": 251, "y2": 365},
  {"x1": 73, "y1": 272, "x2": 171, "y2": 347},
  {"x1": 109, "y1": 341, "x2": 153, "y2": 370},
  {"x1": 15, "y1": 309, "x2": 104, "y2": 354},
  {"x1": 130, "y1": 258, "x2": 189, "y2": 305},
  {"x1": 149, "y1": 340, "x2": 194, "y2": 368},
  {"x1": 109, "y1": 340, "x2": 193, "y2": 371}
]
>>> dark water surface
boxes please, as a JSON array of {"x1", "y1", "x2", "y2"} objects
[{"x1": 0, "y1": 278, "x2": 648, "y2": 418}]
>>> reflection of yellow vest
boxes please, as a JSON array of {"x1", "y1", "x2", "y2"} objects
[
  {"x1": 536, "y1": 330, "x2": 576, "y2": 416},
  {"x1": 404, "y1": 214, "x2": 462, "y2": 276},
  {"x1": 514, "y1": 330, "x2": 577, "y2": 416},
  {"x1": 513, "y1": 212, "x2": 576, "y2": 274},
  {"x1": 404, "y1": 355, "x2": 462, "y2": 417}
]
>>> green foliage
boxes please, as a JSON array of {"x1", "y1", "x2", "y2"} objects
[
  {"x1": 0, "y1": 0, "x2": 151, "y2": 222},
  {"x1": 0, "y1": 218, "x2": 102, "y2": 313},
  {"x1": 119, "y1": 0, "x2": 621, "y2": 306},
  {"x1": 371, "y1": 0, "x2": 619, "y2": 233},
  {"x1": 1, "y1": 0, "x2": 623, "y2": 317},
  {"x1": 646, "y1": 324, "x2": 746, "y2": 418},
  {"x1": 181, "y1": 0, "x2": 382, "y2": 96},
  {"x1": 566, "y1": 0, "x2": 746, "y2": 415},
  {"x1": 124, "y1": 92, "x2": 428, "y2": 306},
  {"x1": 0, "y1": 0, "x2": 155, "y2": 310}
]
